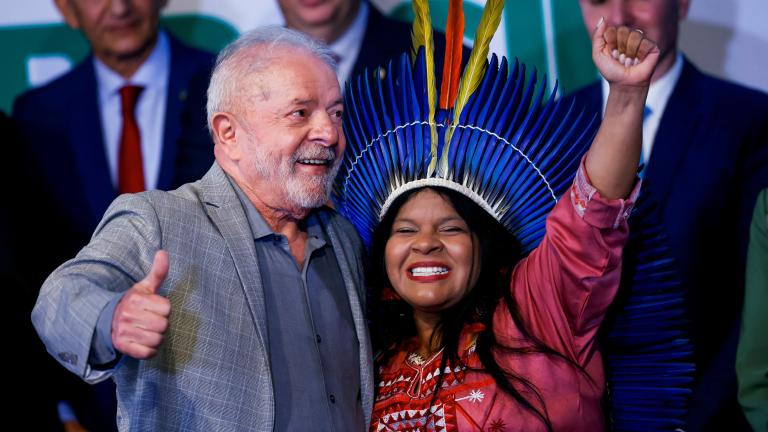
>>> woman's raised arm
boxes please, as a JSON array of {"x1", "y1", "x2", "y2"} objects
[{"x1": 585, "y1": 19, "x2": 660, "y2": 199}]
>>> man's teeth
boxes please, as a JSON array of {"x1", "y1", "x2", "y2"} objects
[
  {"x1": 299, "y1": 159, "x2": 330, "y2": 165},
  {"x1": 410, "y1": 267, "x2": 449, "y2": 276}
]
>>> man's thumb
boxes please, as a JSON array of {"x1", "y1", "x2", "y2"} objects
[{"x1": 140, "y1": 250, "x2": 169, "y2": 294}]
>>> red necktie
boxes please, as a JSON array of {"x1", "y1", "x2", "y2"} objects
[{"x1": 118, "y1": 85, "x2": 145, "y2": 193}]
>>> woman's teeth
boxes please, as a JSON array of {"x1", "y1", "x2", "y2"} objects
[{"x1": 410, "y1": 267, "x2": 449, "y2": 276}]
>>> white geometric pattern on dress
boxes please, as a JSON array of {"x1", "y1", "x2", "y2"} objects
[{"x1": 375, "y1": 404, "x2": 448, "y2": 432}]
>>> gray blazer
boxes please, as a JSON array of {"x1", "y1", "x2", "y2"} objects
[{"x1": 31, "y1": 163, "x2": 374, "y2": 431}]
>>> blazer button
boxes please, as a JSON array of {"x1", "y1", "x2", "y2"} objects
[{"x1": 329, "y1": 394, "x2": 336, "y2": 404}]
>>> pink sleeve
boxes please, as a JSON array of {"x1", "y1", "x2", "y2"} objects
[{"x1": 495, "y1": 157, "x2": 640, "y2": 364}]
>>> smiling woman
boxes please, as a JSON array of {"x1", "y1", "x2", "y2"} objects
[
  {"x1": 333, "y1": 0, "x2": 660, "y2": 430},
  {"x1": 369, "y1": 184, "x2": 520, "y2": 367},
  {"x1": 383, "y1": 188, "x2": 483, "y2": 316},
  {"x1": 365, "y1": 175, "x2": 627, "y2": 431}
]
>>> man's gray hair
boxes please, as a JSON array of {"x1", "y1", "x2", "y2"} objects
[{"x1": 206, "y1": 26, "x2": 338, "y2": 131}]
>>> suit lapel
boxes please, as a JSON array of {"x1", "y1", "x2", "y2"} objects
[
  {"x1": 199, "y1": 164, "x2": 269, "y2": 351},
  {"x1": 68, "y1": 59, "x2": 116, "y2": 225},
  {"x1": 644, "y1": 59, "x2": 706, "y2": 208}
]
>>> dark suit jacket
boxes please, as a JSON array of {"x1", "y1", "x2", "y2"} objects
[
  {"x1": 352, "y1": 6, "x2": 414, "y2": 78},
  {"x1": 352, "y1": 5, "x2": 467, "y2": 86},
  {"x1": 11, "y1": 33, "x2": 214, "y2": 432},
  {"x1": 13, "y1": 33, "x2": 214, "y2": 274},
  {"x1": 568, "y1": 57, "x2": 768, "y2": 431}
]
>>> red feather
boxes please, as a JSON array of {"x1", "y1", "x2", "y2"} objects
[{"x1": 439, "y1": 0, "x2": 465, "y2": 110}]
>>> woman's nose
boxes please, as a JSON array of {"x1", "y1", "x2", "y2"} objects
[{"x1": 411, "y1": 231, "x2": 442, "y2": 255}]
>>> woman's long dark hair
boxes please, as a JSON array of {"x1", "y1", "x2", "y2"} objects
[{"x1": 369, "y1": 186, "x2": 586, "y2": 432}]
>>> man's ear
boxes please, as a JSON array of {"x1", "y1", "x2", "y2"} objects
[
  {"x1": 678, "y1": 0, "x2": 691, "y2": 21},
  {"x1": 211, "y1": 112, "x2": 241, "y2": 161},
  {"x1": 54, "y1": 0, "x2": 81, "y2": 30}
]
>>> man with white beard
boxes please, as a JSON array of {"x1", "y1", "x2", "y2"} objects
[{"x1": 32, "y1": 26, "x2": 372, "y2": 431}]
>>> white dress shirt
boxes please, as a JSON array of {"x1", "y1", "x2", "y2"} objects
[
  {"x1": 601, "y1": 52, "x2": 684, "y2": 165},
  {"x1": 330, "y1": 1, "x2": 369, "y2": 87},
  {"x1": 94, "y1": 31, "x2": 171, "y2": 190}
]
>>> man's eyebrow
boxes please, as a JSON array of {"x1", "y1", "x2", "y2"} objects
[{"x1": 328, "y1": 98, "x2": 343, "y2": 108}]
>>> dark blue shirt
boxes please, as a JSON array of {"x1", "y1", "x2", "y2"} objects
[{"x1": 232, "y1": 183, "x2": 363, "y2": 431}]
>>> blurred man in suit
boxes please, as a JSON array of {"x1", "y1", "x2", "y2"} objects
[
  {"x1": 278, "y1": 0, "x2": 414, "y2": 86},
  {"x1": 12, "y1": 0, "x2": 214, "y2": 429},
  {"x1": 278, "y1": 0, "x2": 467, "y2": 87},
  {"x1": 569, "y1": 1, "x2": 768, "y2": 430}
]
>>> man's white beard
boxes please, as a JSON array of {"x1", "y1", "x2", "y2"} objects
[
  {"x1": 284, "y1": 168, "x2": 338, "y2": 209},
  {"x1": 254, "y1": 144, "x2": 340, "y2": 210}
]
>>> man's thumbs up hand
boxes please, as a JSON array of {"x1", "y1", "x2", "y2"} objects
[{"x1": 112, "y1": 250, "x2": 171, "y2": 359}]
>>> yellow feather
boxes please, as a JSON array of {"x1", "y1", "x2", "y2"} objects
[
  {"x1": 440, "y1": 0, "x2": 505, "y2": 174},
  {"x1": 411, "y1": 0, "x2": 438, "y2": 176}
]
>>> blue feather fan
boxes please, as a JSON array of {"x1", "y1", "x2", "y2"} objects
[{"x1": 334, "y1": 52, "x2": 593, "y2": 253}]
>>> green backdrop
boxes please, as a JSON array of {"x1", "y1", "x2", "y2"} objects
[
  {"x1": 0, "y1": 1, "x2": 597, "y2": 114},
  {"x1": 0, "y1": 15, "x2": 238, "y2": 113}
]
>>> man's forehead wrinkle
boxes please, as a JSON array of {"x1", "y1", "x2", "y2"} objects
[
  {"x1": 227, "y1": 47, "x2": 275, "y2": 108},
  {"x1": 233, "y1": 73, "x2": 269, "y2": 115},
  {"x1": 291, "y1": 98, "x2": 315, "y2": 106}
]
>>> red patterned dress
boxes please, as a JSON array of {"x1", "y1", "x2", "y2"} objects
[{"x1": 371, "y1": 164, "x2": 639, "y2": 432}]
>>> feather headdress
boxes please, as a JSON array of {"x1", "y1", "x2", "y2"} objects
[{"x1": 334, "y1": 0, "x2": 593, "y2": 253}]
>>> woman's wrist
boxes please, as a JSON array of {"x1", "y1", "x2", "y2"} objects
[{"x1": 605, "y1": 84, "x2": 648, "y2": 117}]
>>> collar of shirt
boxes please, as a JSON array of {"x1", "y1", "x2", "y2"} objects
[
  {"x1": 600, "y1": 51, "x2": 684, "y2": 164},
  {"x1": 93, "y1": 30, "x2": 171, "y2": 190},
  {"x1": 227, "y1": 174, "x2": 328, "y2": 250},
  {"x1": 329, "y1": 0, "x2": 369, "y2": 87}
]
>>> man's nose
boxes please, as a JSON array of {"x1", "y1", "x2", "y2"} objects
[{"x1": 309, "y1": 112, "x2": 339, "y2": 147}]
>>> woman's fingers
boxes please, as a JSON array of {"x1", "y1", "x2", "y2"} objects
[
  {"x1": 636, "y1": 38, "x2": 656, "y2": 61},
  {"x1": 625, "y1": 29, "x2": 644, "y2": 59},
  {"x1": 606, "y1": 26, "x2": 656, "y2": 68},
  {"x1": 617, "y1": 26, "x2": 630, "y2": 54}
]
